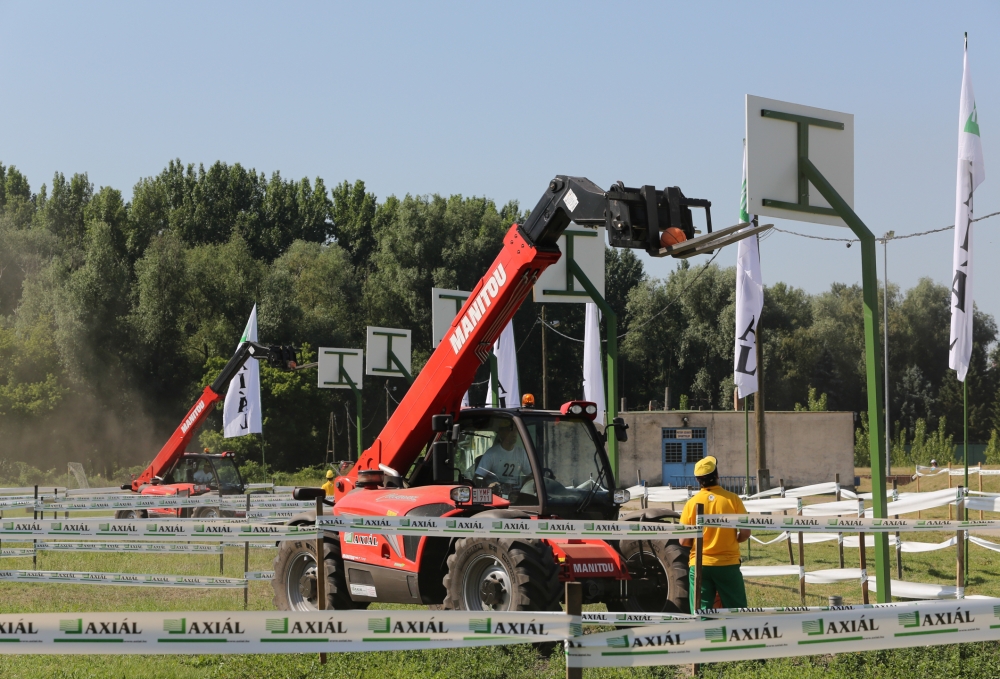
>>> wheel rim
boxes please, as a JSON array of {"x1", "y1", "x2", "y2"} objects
[
  {"x1": 462, "y1": 553, "x2": 513, "y2": 611},
  {"x1": 623, "y1": 550, "x2": 670, "y2": 611},
  {"x1": 201, "y1": 508, "x2": 219, "y2": 518},
  {"x1": 121, "y1": 510, "x2": 136, "y2": 519},
  {"x1": 285, "y1": 552, "x2": 319, "y2": 611}
]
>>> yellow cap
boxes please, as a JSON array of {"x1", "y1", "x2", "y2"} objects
[
  {"x1": 326, "y1": 470, "x2": 335, "y2": 479},
  {"x1": 693, "y1": 456, "x2": 717, "y2": 477}
]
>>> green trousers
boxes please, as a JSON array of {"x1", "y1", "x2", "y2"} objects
[{"x1": 688, "y1": 563, "x2": 747, "y2": 613}]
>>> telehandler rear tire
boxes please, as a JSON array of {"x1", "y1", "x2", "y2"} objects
[
  {"x1": 443, "y1": 537, "x2": 561, "y2": 611},
  {"x1": 612, "y1": 539, "x2": 690, "y2": 613},
  {"x1": 272, "y1": 536, "x2": 367, "y2": 611},
  {"x1": 114, "y1": 510, "x2": 147, "y2": 519}
]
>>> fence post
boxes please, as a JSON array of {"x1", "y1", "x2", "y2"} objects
[
  {"x1": 797, "y1": 500, "x2": 805, "y2": 606},
  {"x1": 693, "y1": 505, "x2": 704, "y2": 677},
  {"x1": 948, "y1": 464, "x2": 953, "y2": 519},
  {"x1": 780, "y1": 480, "x2": 794, "y2": 566},
  {"x1": 956, "y1": 487, "x2": 965, "y2": 600},
  {"x1": 243, "y1": 494, "x2": 250, "y2": 611},
  {"x1": 893, "y1": 479, "x2": 902, "y2": 579},
  {"x1": 33, "y1": 485, "x2": 37, "y2": 569},
  {"x1": 566, "y1": 582, "x2": 582, "y2": 679},
  {"x1": 858, "y1": 499, "x2": 869, "y2": 605},
  {"x1": 316, "y1": 496, "x2": 327, "y2": 665},
  {"x1": 836, "y1": 474, "x2": 844, "y2": 569},
  {"x1": 979, "y1": 463, "x2": 984, "y2": 520}
]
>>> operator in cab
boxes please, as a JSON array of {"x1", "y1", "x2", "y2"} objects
[
  {"x1": 475, "y1": 420, "x2": 531, "y2": 487},
  {"x1": 679, "y1": 456, "x2": 751, "y2": 613},
  {"x1": 193, "y1": 462, "x2": 214, "y2": 485},
  {"x1": 321, "y1": 469, "x2": 336, "y2": 496}
]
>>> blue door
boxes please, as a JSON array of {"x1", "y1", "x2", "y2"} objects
[{"x1": 661, "y1": 427, "x2": 707, "y2": 487}]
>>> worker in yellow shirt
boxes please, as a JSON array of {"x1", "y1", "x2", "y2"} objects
[
  {"x1": 321, "y1": 469, "x2": 336, "y2": 496},
  {"x1": 679, "y1": 456, "x2": 751, "y2": 612}
]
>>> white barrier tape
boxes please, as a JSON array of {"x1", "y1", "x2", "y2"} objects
[
  {"x1": 0, "y1": 570, "x2": 246, "y2": 588},
  {"x1": 864, "y1": 488, "x2": 961, "y2": 517},
  {"x1": 0, "y1": 519, "x2": 316, "y2": 542},
  {"x1": 0, "y1": 487, "x2": 66, "y2": 495},
  {"x1": 245, "y1": 571, "x2": 274, "y2": 580},
  {"x1": 247, "y1": 510, "x2": 300, "y2": 519},
  {"x1": 566, "y1": 598, "x2": 1000, "y2": 668},
  {"x1": 743, "y1": 498, "x2": 801, "y2": 513},
  {"x1": 64, "y1": 487, "x2": 124, "y2": 496},
  {"x1": 222, "y1": 542, "x2": 277, "y2": 549},
  {"x1": 701, "y1": 514, "x2": 997, "y2": 533},
  {"x1": 783, "y1": 482, "x2": 840, "y2": 498},
  {"x1": 741, "y1": 565, "x2": 803, "y2": 578},
  {"x1": 317, "y1": 515, "x2": 699, "y2": 540},
  {"x1": 40, "y1": 496, "x2": 225, "y2": 511},
  {"x1": 220, "y1": 499, "x2": 313, "y2": 510},
  {"x1": 246, "y1": 483, "x2": 274, "y2": 490},
  {"x1": 645, "y1": 488, "x2": 694, "y2": 503},
  {"x1": 1, "y1": 548, "x2": 35, "y2": 557},
  {"x1": 0, "y1": 497, "x2": 37, "y2": 509},
  {"x1": 35, "y1": 542, "x2": 223, "y2": 555},
  {"x1": 864, "y1": 578, "x2": 993, "y2": 600},
  {"x1": 802, "y1": 500, "x2": 864, "y2": 517},
  {"x1": 0, "y1": 610, "x2": 570, "y2": 654}
]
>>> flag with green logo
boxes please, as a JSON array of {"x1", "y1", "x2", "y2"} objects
[
  {"x1": 734, "y1": 139, "x2": 763, "y2": 398},
  {"x1": 950, "y1": 37, "x2": 986, "y2": 381},
  {"x1": 224, "y1": 304, "x2": 262, "y2": 436}
]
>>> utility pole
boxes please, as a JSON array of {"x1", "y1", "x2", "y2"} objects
[
  {"x1": 883, "y1": 231, "x2": 894, "y2": 476},
  {"x1": 541, "y1": 305, "x2": 548, "y2": 409}
]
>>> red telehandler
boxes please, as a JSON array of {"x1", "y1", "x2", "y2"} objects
[
  {"x1": 114, "y1": 342, "x2": 298, "y2": 520},
  {"x1": 273, "y1": 176, "x2": 768, "y2": 613}
]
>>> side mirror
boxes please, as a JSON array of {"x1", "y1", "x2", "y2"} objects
[
  {"x1": 612, "y1": 417, "x2": 629, "y2": 442},
  {"x1": 431, "y1": 414, "x2": 454, "y2": 432},
  {"x1": 292, "y1": 487, "x2": 326, "y2": 501},
  {"x1": 431, "y1": 440, "x2": 454, "y2": 483}
]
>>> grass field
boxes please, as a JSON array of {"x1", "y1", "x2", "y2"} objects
[{"x1": 2, "y1": 468, "x2": 1000, "y2": 678}]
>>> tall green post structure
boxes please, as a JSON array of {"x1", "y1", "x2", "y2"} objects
[
  {"x1": 567, "y1": 259, "x2": 619, "y2": 481},
  {"x1": 755, "y1": 105, "x2": 891, "y2": 601}
]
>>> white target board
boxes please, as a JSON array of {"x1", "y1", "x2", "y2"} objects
[
  {"x1": 746, "y1": 94, "x2": 853, "y2": 228},
  {"x1": 532, "y1": 225, "x2": 605, "y2": 303},
  {"x1": 317, "y1": 348, "x2": 363, "y2": 389},
  {"x1": 366, "y1": 327, "x2": 411, "y2": 378},
  {"x1": 431, "y1": 288, "x2": 471, "y2": 348}
]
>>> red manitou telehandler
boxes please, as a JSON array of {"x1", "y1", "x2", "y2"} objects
[
  {"x1": 271, "y1": 176, "x2": 768, "y2": 613},
  {"x1": 114, "y1": 342, "x2": 298, "y2": 520}
]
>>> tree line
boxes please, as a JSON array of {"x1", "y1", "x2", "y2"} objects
[{"x1": 0, "y1": 159, "x2": 996, "y2": 476}]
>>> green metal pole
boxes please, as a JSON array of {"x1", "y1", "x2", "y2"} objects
[
  {"x1": 489, "y1": 353, "x2": 500, "y2": 407},
  {"x1": 387, "y1": 349, "x2": 414, "y2": 385},
  {"x1": 964, "y1": 379, "x2": 969, "y2": 579},
  {"x1": 341, "y1": 368, "x2": 363, "y2": 460},
  {"x1": 568, "y1": 259, "x2": 618, "y2": 482},
  {"x1": 802, "y1": 158, "x2": 891, "y2": 601}
]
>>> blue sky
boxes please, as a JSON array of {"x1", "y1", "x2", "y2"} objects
[{"x1": 2, "y1": 1, "x2": 999, "y2": 322}]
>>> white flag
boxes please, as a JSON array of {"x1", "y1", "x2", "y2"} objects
[
  {"x1": 487, "y1": 321, "x2": 520, "y2": 408},
  {"x1": 734, "y1": 139, "x2": 764, "y2": 398},
  {"x1": 949, "y1": 39, "x2": 986, "y2": 382},
  {"x1": 583, "y1": 302, "x2": 606, "y2": 425},
  {"x1": 223, "y1": 305, "x2": 262, "y2": 437}
]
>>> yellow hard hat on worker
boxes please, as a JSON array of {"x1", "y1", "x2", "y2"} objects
[
  {"x1": 326, "y1": 469, "x2": 335, "y2": 479},
  {"x1": 693, "y1": 456, "x2": 717, "y2": 477}
]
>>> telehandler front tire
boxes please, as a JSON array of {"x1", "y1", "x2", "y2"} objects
[
  {"x1": 272, "y1": 536, "x2": 367, "y2": 611},
  {"x1": 443, "y1": 537, "x2": 561, "y2": 611}
]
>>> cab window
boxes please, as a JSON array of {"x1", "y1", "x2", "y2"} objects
[{"x1": 456, "y1": 415, "x2": 536, "y2": 505}]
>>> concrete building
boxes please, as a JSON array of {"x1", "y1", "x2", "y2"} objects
[{"x1": 616, "y1": 410, "x2": 855, "y2": 492}]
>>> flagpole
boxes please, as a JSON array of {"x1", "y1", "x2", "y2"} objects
[{"x1": 744, "y1": 395, "x2": 750, "y2": 496}]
